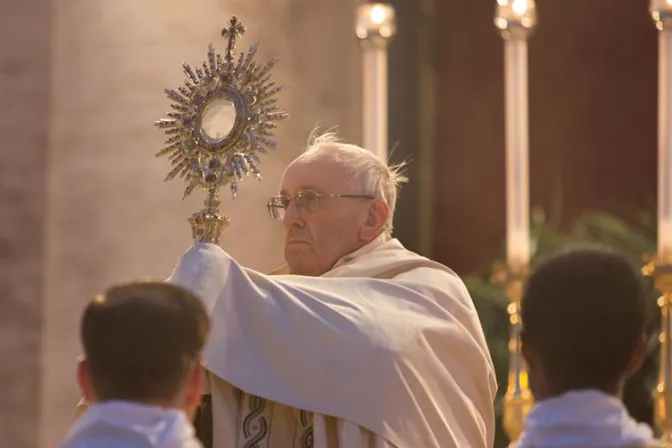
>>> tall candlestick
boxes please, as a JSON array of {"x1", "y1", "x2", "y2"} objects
[
  {"x1": 654, "y1": 0, "x2": 672, "y2": 257},
  {"x1": 648, "y1": 1, "x2": 672, "y2": 442},
  {"x1": 495, "y1": 0, "x2": 536, "y2": 443},
  {"x1": 497, "y1": 0, "x2": 534, "y2": 268},
  {"x1": 356, "y1": 3, "x2": 396, "y2": 159}
]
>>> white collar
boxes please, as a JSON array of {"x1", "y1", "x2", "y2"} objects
[
  {"x1": 514, "y1": 390, "x2": 660, "y2": 447},
  {"x1": 330, "y1": 233, "x2": 392, "y2": 271},
  {"x1": 63, "y1": 401, "x2": 199, "y2": 448}
]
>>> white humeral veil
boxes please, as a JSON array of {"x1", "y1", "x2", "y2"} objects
[{"x1": 165, "y1": 235, "x2": 497, "y2": 448}]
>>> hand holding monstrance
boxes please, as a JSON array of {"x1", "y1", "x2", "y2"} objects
[{"x1": 154, "y1": 16, "x2": 288, "y2": 245}]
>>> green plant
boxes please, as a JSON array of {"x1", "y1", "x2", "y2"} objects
[{"x1": 467, "y1": 208, "x2": 660, "y2": 448}]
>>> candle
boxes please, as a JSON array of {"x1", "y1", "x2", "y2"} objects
[
  {"x1": 356, "y1": 3, "x2": 396, "y2": 160},
  {"x1": 657, "y1": 13, "x2": 672, "y2": 256},
  {"x1": 504, "y1": 34, "x2": 531, "y2": 267},
  {"x1": 362, "y1": 44, "x2": 388, "y2": 160},
  {"x1": 496, "y1": 0, "x2": 534, "y2": 268},
  {"x1": 496, "y1": 2, "x2": 536, "y2": 441}
]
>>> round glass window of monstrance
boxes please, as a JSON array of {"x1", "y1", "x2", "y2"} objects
[{"x1": 200, "y1": 98, "x2": 237, "y2": 144}]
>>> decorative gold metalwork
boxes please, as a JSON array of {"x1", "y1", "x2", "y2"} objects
[
  {"x1": 495, "y1": 0, "x2": 536, "y2": 39},
  {"x1": 648, "y1": 0, "x2": 672, "y2": 440},
  {"x1": 355, "y1": 3, "x2": 396, "y2": 48},
  {"x1": 651, "y1": 0, "x2": 672, "y2": 32},
  {"x1": 155, "y1": 16, "x2": 289, "y2": 244},
  {"x1": 643, "y1": 257, "x2": 672, "y2": 442},
  {"x1": 492, "y1": 263, "x2": 534, "y2": 442},
  {"x1": 494, "y1": 2, "x2": 536, "y2": 440}
]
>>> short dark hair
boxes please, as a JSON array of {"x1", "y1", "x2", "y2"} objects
[
  {"x1": 81, "y1": 281, "x2": 210, "y2": 403},
  {"x1": 521, "y1": 248, "x2": 647, "y2": 390}
]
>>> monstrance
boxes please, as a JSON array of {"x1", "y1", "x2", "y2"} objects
[{"x1": 155, "y1": 16, "x2": 289, "y2": 244}]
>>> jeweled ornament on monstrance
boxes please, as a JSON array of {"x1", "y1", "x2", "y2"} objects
[{"x1": 155, "y1": 16, "x2": 289, "y2": 244}]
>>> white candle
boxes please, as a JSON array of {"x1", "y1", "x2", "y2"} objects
[
  {"x1": 356, "y1": 3, "x2": 395, "y2": 160},
  {"x1": 504, "y1": 37, "x2": 530, "y2": 267},
  {"x1": 658, "y1": 25, "x2": 672, "y2": 256},
  {"x1": 362, "y1": 48, "x2": 388, "y2": 160}
]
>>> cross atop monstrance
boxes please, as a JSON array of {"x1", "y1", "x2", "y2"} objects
[
  {"x1": 221, "y1": 16, "x2": 246, "y2": 61},
  {"x1": 154, "y1": 16, "x2": 289, "y2": 245}
]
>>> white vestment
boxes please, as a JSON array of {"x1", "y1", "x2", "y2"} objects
[
  {"x1": 167, "y1": 235, "x2": 497, "y2": 448},
  {"x1": 510, "y1": 390, "x2": 664, "y2": 448},
  {"x1": 63, "y1": 401, "x2": 202, "y2": 448}
]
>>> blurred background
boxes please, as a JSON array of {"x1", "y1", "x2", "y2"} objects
[{"x1": 0, "y1": 0, "x2": 660, "y2": 447}]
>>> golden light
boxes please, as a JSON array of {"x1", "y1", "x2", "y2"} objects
[
  {"x1": 495, "y1": 0, "x2": 537, "y2": 32},
  {"x1": 651, "y1": 0, "x2": 672, "y2": 30},
  {"x1": 651, "y1": 0, "x2": 672, "y2": 11},
  {"x1": 369, "y1": 4, "x2": 387, "y2": 25},
  {"x1": 356, "y1": 3, "x2": 396, "y2": 41},
  {"x1": 512, "y1": 0, "x2": 528, "y2": 16}
]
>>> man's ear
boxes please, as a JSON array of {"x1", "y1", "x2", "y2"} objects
[
  {"x1": 360, "y1": 199, "x2": 389, "y2": 242},
  {"x1": 184, "y1": 363, "x2": 205, "y2": 419},
  {"x1": 77, "y1": 356, "x2": 95, "y2": 402}
]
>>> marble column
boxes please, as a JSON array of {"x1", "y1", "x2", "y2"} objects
[
  {"x1": 41, "y1": 0, "x2": 361, "y2": 446},
  {"x1": 0, "y1": 0, "x2": 51, "y2": 447}
]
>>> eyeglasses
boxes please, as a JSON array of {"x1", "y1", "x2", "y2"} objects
[{"x1": 266, "y1": 190, "x2": 375, "y2": 220}]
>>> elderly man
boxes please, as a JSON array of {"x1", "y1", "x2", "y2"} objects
[{"x1": 165, "y1": 134, "x2": 496, "y2": 448}]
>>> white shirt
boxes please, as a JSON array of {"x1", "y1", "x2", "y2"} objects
[
  {"x1": 63, "y1": 401, "x2": 202, "y2": 448},
  {"x1": 512, "y1": 390, "x2": 663, "y2": 448}
]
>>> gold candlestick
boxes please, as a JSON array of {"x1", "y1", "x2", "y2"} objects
[
  {"x1": 495, "y1": 0, "x2": 537, "y2": 441},
  {"x1": 643, "y1": 259, "x2": 672, "y2": 442},
  {"x1": 493, "y1": 264, "x2": 534, "y2": 441},
  {"x1": 155, "y1": 16, "x2": 289, "y2": 243},
  {"x1": 648, "y1": 0, "x2": 672, "y2": 440}
]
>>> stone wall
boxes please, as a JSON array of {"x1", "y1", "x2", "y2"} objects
[
  {"x1": 2, "y1": 0, "x2": 362, "y2": 446},
  {"x1": 0, "y1": 0, "x2": 51, "y2": 446}
]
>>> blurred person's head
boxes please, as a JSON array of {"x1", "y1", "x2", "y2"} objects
[
  {"x1": 520, "y1": 248, "x2": 648, "y2": 400},
  {"x1": 77, "y1": 281, "x2": 210, "y2": 418},
  {"x1": 267, "y1": 131, "x2": 407, "y2": 276}
]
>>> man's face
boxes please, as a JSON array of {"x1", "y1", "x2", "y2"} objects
[{"x1": 278, "y1": 158, "x2": 383, "y2": 276}]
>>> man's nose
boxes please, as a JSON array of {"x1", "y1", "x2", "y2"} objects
[{"x1": 283, "y1": 200, "x2": 304, "y2": 228}]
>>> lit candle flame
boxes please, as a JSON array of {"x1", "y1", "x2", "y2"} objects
[
  {"x1": 369, "y1": 4, "x2": 388, "y2": 25},
  {"x1": 512, "y1": 0, "x2": 528, "y2": 16}
]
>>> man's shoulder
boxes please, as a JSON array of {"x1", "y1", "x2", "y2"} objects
[{"x1": 391, "y1": 262, "x2": 474, "y2": 306}]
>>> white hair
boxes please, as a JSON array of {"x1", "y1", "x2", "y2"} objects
[{"x1": 294, "y1": 130, "x2": 409, "y2": 237}]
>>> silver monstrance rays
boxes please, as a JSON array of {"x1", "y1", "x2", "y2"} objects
[{"x1": 155, "y1": 16, "x2": 289, "y2": 244}]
